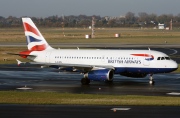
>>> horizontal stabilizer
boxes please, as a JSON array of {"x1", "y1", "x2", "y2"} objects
[
  {"x1": 7, "y1": 53, "x2": 37, "y2": 58},
  {"x1": 16, "y1": 59, "x2": 28, "y2": 66}
]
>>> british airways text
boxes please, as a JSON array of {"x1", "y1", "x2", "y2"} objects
[{"x1": 108, "y1": 59, "x2": 141, "y2": 64}]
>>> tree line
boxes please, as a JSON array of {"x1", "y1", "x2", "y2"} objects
[{"x1": 1, "y1": 12, "x2": 180, "y2": 28}]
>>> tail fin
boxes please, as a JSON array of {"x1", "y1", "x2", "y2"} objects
[{"x1": 22, "y1": 18, "x2": 53, "y2": 51}]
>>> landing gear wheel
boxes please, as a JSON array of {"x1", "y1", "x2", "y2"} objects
[
  {"x1": 149, "y1": 80, "x2": 155, "y2": 85},
  {"x1": 81, "y1": 78, "x2": 90, "y2": 85},
  {"x1": 149, "y1": 74, "x2": 155, "y2": 85}
]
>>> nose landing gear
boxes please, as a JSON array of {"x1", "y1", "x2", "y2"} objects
[{"x1": 149, "y1": 74, "x2": 155, "y2": 85}]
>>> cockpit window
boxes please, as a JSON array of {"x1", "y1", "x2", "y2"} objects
[
  {"x1": 157, "y1": 57, "x2": 171, "y2": 60},
  {"x1": 165, "y1": 57, "x2": 171, "y2": 60},
  {"x1": 161, "y1": 57, "x2": 165, "y2": 60}
]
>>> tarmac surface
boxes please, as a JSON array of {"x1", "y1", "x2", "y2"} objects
[
  {"x1": 0, "y1": 64, "x2": 180, "y2": 96},
  {"x1": 0, "y1": 46, "x2": 180, "y2": 117},
  {"x1": 1, "y1": 105, "x2": 180, "y2": 118}
]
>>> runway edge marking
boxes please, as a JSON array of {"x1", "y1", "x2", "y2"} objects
[{"x1": 111, "y1": 108, "x2": 131, "y2": 111}]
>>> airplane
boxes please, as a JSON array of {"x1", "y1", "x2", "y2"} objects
[{"x1": 13, "y1": 17, "x2": 178, "y2": 85}]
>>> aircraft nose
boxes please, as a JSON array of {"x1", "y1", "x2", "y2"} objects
[{"x1": 171, "y1": 60, "x2": 178, "y2": 71}]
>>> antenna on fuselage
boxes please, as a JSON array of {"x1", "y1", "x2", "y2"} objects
[{"x1": 148, "y1": 47, "x2": 151, "y2": 51}]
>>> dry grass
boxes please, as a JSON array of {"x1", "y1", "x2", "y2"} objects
[
  {"x1": 0, "y1": 91, "x2": 180, "y2": 106},
  {"x1": 0, "y1": 27, "x2": 180, "y2": 44},
  {"x1": 0, "y1": 47, "x2": 28, "y2": 64}
]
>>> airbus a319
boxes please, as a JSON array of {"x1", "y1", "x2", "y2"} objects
[{"x1": 13, "y1": 18, "x2": 178, "y2": 85}]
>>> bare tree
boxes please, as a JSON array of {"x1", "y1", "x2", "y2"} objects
[{"x1": 125, "y1": 12, "x2": 136, "y2": 24}]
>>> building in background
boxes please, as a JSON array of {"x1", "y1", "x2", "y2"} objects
[{"x1": 158, "y1": 23, "x2": 165, "y2": 29}]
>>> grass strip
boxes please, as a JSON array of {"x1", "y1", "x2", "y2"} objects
[{"x1": 0, "y1": 91, "x2": 180, "y2": 106}]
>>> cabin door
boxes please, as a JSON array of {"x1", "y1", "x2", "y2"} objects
[
  {"x1": 101, "y1": 55, "x2": 105, "y2": 63},
  {"x1": 143, "y1": 52, "x2": 151, "y2": 66},
  {"x1": 45, "y1": 51, "x2": 52, "y2": 63}
]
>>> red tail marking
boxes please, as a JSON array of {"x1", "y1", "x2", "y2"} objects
[
  {"x1": 19, "y1": 44, "x2": 46, "y2": 58},
  {"x1": 23, "y1": 22, "x2": 40, "y2": 36}
]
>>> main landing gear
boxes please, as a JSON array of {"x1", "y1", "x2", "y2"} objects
[
  {"x1": 81, "y1": 78, "x2": 90, "y2": 85},
  {"x1": 149, "y1": 74, "x2": 155, "y2": 85}
]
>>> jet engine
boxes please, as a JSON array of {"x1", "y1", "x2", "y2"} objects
[{"x1": 84, "y1": 69, "x2": 114, "y2": 81}]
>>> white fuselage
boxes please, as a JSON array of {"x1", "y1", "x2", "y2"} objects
[{"x1": 29, "y1": 49, "x2": 178, "y2": 74}]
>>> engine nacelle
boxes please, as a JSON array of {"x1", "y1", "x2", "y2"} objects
[{"x1": 84, "y1": 69, "x2": 114, "y2": 81}]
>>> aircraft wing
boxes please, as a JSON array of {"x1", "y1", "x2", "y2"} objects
[{"x1": 29, "y1": 62, "x2": 115, "y2": 72}]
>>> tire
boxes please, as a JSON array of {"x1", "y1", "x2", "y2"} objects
[{"x1": 81, "y1": 78, "x2": 90, "y2": 85}]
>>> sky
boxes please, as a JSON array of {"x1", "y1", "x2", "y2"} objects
[{"x1": 0, "y1": 0, "x2": 180, "y2": 18}]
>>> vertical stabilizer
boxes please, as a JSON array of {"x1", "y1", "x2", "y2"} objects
[{"x1": 22, "y1": 18, "x2": 53, "y2": 51}]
